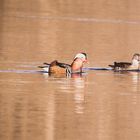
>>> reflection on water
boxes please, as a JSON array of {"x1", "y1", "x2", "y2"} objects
[
  {"x1": 0, "y1": 71, "x2": 55, "y2": 140},
  {"x1": 73, "y1": 78, "x2": 85, "y2": 114},
  {"x1": 132, "y1": 72, "x2": 139, "y2": 84},
  {"x1": 58, "y1": 76, "x2": 86, "y2": 114},
  {"x1": 1, "y1": 64, "x2": 140, "y2": 140},
  {"x1": 130, "y1": 72, "x2": 140, "y2": 105},
  {"x1": 42, "y1": 72, "x2": 86, "y2": 114}
]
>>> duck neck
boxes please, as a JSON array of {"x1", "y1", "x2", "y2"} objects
[
  {"x1": 71, "y1": 59, "x2": 83, "y2": 72},
  {"x1": 132, "y1": 59, "x2": 139, "y2": 66}
]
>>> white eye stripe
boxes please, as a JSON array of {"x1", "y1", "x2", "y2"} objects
[{"x1": 74, "y1": 53, "x2": 86, "y2": 60}]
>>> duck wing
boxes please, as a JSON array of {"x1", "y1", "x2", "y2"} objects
[
  {"x1": 39, "y1": 60, "x2": 71, "y2": 73},
  {"x1": 114, "y1": 62, "x2": 131, "y2": 68},
  {"x1": 57, "y1": 62, "x2": 71, "y2": 68},
  {"x1": 109, "y1": 62, "x2": 131, "y2": 67}
]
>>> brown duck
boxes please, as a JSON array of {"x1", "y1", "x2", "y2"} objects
[{"x1": 39, "y1": 53, "x2": 87, "y2": 75}]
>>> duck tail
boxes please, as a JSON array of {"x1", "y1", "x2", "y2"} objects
[
  {"x1": 38, "y1": 65, "x2": 46, "y2": 68},
  {"x1": 108, "y1": 65, "x2": 115, "y2": 68},
  {"x1": 43, "y1": 62, "x2": 50, "y2": 65}
]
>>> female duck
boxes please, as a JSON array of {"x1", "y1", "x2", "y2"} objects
[
  {"x1": 39, "y1": 53, "x2": 87, "y2": 75},
  {"x1": 109, "y1": 53, "x2": 140, "y2": 71}
]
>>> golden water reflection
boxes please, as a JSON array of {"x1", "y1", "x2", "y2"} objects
[{"x1": 0, "y1": 70, "x2": 140, "y2": 140}]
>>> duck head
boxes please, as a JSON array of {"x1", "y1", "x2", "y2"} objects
[{"x1": 71, "y1": 52, "x2": 87, "y2": 72}]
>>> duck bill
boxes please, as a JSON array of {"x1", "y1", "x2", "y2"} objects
[{"x1": 83, "y1": 59, "x2": 88, "y2": 63}]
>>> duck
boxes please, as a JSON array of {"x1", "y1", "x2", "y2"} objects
[
  {"x1": 38, "y1": 52, "x2": 87, "y2": 75},
  {"x1": 109, "y1": 53, "x2": 140, "y2": 71}
]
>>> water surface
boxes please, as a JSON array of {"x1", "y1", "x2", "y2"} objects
[{"x1": 1, "y1": 0, "x2": 140, "y2": 140}]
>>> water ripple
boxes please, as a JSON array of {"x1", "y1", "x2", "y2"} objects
[{"x1": 2, "y1": 14, "x2": 140, "y2": 25}]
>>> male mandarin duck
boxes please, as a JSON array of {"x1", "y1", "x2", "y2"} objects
[
  {"x1": 109, "y1": 53, "x2": 140, "y2": 71},
  {"x1": 38, "y1": 52, "x2": 87, "y2": 75}
]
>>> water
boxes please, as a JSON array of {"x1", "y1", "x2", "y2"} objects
[{"x1": 1, "y1": 0, "x2": 140, "y2": 140}]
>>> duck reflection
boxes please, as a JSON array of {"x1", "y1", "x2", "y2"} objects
[
  {"x1": 115, "y1": 71, "x2": 140, "y2": 105},
  {"x1": 124, "y1": 71, "x2": 140, "y2": 93},
  {"x1": 130, "y1": 72, "x2": 140, "y2": 84},
  {"x1": 42, "y1": 72, "x2": 87, "y2": 114},
  {"x1": 129, "y1": 72, "x2": 140, "y2": 105},
  {"x1": 41, "y1": 70, "x2": 87, "y2": 78},
  {"x1": 73, "y1": 77, "x2": 85, "y2": 114},
  {"x1": 115, "y1": 71, "x2": 140, "y2": 92}
]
